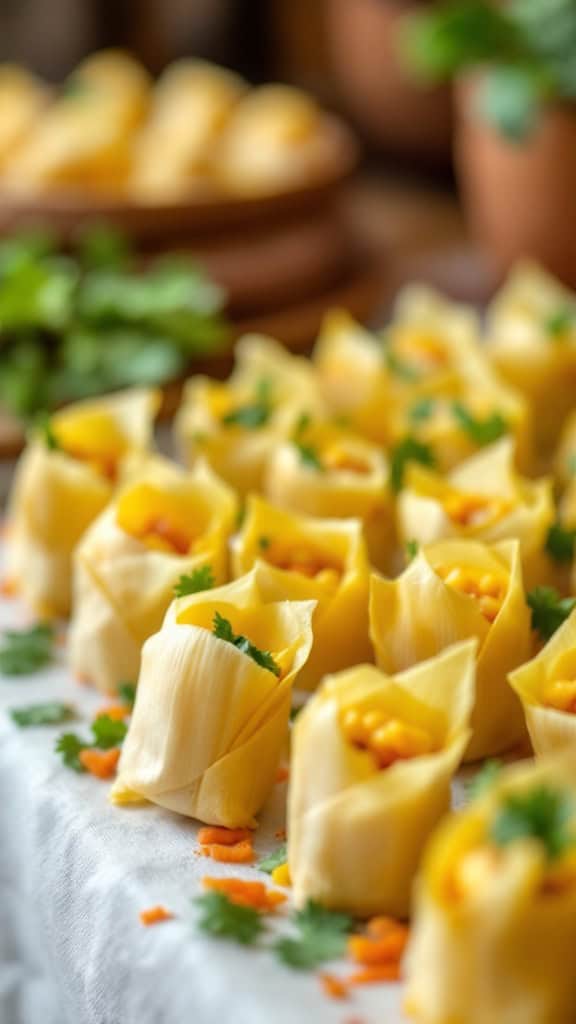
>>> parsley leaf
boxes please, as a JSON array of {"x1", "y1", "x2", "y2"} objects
[
  {"x1": 545, "y1": 307, "x2": 575, "y2": 339},
  {"x1": 390, "y1": 436, "x2": 436, "y2": 493},
  {"x1": 55, "y1": 733, "x2": 86, "y2": 773},
  {"x1": 173, "y1": 566, "x2": 215, "y2": 597},
  {"x1": 118, "y1": 681, "x2": 136, "y2": 708},
  {"x1": 195, "y1": 891, "x2": 264, "y2": 945},
  {"x1": 212, "y1": 612, "x2": 280, "y2": 676},
  {"x1": 545, "y1": 522, "x2": 576, "y2": 564},
  {"x1": 293, "y1": 441, "x2": 324, "y2": 472},
  {"x1": 222, "y1": 402, "x2": 271, "y2": 429},
  {"x1": 257, "y1": 843, "x2": 288, "y2": 874},
  {"x1": 0, "y1": 623, "x2": 55, "y2": 676},
  {"x1": 409, "y1": 397, "x2": 436, "y2": 423},
  {"x1": 274, "y1": 901, "x2": 353, "y2": 970},
  {"x1": 490, "y1": 785, "x2": 575, "y2": 860},
  {"x1": 91, "y1": 714, "x2": 128, "y2": 750},
  {"x1": 527, "y1": 586, "x2": 576, "y2": 641},
  {"x1": 452, "y1": 402, "x2": 508, "y2": 446},
  {"x1": 10, "y1": 702, "x2": 75, "y2": 728},
  {"x1": 467, "y1": 759, "x2": 502, "y2": 799}
]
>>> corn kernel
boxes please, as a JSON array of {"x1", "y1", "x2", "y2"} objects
[
  {"x1": 371, "y1": 719, "x2": 432, "y2": 767},
  {"x1": 478, "y1": 595, "x2": 502, "y2": 623},
  {"x1": 362, "y1": 709, "x2": 387, "y2": 734},
  {"x1": 543, "y1": 679, "x2": 576, "y2": 713},
  {"x1": 478, "y1": 573, "x2": 503, "y2": 598},
  {"x1": 341, "y1": 708, "x2": 369, "y2": 745},
  {"x1": 271, "y1": 862, "x2": 291, "y2": 887}
]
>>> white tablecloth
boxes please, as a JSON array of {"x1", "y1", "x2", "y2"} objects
[{"x1": 0, "y1": 590, "x2": 407, "y2": 1024}]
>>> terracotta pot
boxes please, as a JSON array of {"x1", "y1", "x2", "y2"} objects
[
  {"x1": 456, "y1": 78, "x2": 576, "y2": 288},
  {"x1": 325, "y1": 0, "x2": 452, "y2": 164}
]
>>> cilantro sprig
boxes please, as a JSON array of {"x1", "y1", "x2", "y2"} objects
[
  {"x1": 212, "y1": 612, "x2": 280, "y2": 677},
  {"x1": 467, "y1": 759, "x2": 502, "y2": 799},
  {"x1": 452, "y1": 402, "x2": 507, "y2": 446},
  {"x1": 409, "y1": 397, "x2": 436, "y2": 423},
  {"x1": 490, "y1": 785, "x2": 575, "y2": 860},
  {"x1": 0, "y1": 623, "x2": 56, "y2": 676},
  {"x1": 274, "y1": 901, "x2": 353, "y2": 970},
  {"x1": 545, "y1": 522, "x2": 576, "y2": 565},
  {"x1": 195, "y1": 891, "x2": 264, "y2": 945},
  {"x1": 173, "y1": 566, "x2": 215, "y2": 598},
  {"x1": 293, "y1": 441, "x2": 324, "y2": 472},
  {"x1": 257, "y1": 843, "x2": 287, "y2": 874},
  {"x1": 55, "y1": 714, "x2": 128, "y2": 772},
  {"x1": 545, "y1": 307, "x2": 575, "y2": 339},
  {"x1": 390, "y1": 436, "x2": 436, "y2": 493},
  {"x1": 10, "y1": 702, "x2": 75, "y2": 728},
  {"x1": 527, "y1": 586, "x2": 576, "y2": 641},
  {"x1": 222, "y1": 403, "x2": 271, "y2": 429},
  {"x1": 118, "y1": 681, "x2": 136, "y2": 708},
  {"x1": 405, "y1": 539, "x2": 419, "y2": 562}
]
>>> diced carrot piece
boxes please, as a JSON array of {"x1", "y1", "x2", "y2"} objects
[
  {"x1": 96, "y1": 704, "x2": 129, "y2": 721},
  {"x1": 197, "y1": 826, "x2": 252, "y2": 847},
  {"x1": 275, "y1": 765, "x2": 289, "y2": 783},
  {"x1": 0, "y1": 578, "x2": 18, "y2": 597},
  {"x1": 202, "y1": 876, "x2": 286, "y2": 911},
  {"x1": 75, "y1": 673, "x2": 93, "y2": 687},
  {"x1": 319, "y1": 973, "x2": 348, "y2": 1000},
  {"x1": 140, "y1": 906, "x2": 173, "y2": 926},
  {"x1": 366, "y1": 916, "x2": 401, "y2": 939},
  {"x1": 347, "y1": 964, "x2": 401, "y2": 985},
  {"x1": 348, "y1": 928, "x2": 409, "y2": 966},
  {"x1": 79, "y1": 747, "x2": 121, "y2": 779},
  {"x1": 274, "y1": 828, "x2": 287, "y2": 841},
  {"x1": 202, "y1": 839, "x2": 254, "y2": 864}
]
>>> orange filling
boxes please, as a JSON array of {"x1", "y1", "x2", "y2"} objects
[
  {"x1": 323, "y1": 446, "x2": 371, "y2": 476},
  {"x1": 117, "y1": 484, "x2": 198, "y2": 555},
  {"x1": 262, "y1": 540, "x2": 341, "y2": 582},
  {"x1": 340, "y1": 707, "x2": 433, "y2": 769},
  {"x1": 130, "y1": 516, "x2": 192, "y2": 555},
  {"x1": 393, "y1": 329, "x2": 449, "y2": 370},
  {"x1": 443, "y1": 493, "x2": 510, "y2": 529},
  {"x1": 435, "y1": 564, "x2": 506, "y2": 623},
  {"x1": 52, "y1": 413, "x2": 128, "y2": 480}
]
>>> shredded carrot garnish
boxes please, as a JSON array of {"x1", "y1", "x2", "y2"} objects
[
  {"x1": 366, "y1": 916, "x2": 400, "y2": 939},
  {"x1": 202, "y1": 876, "x2": 286, "y2": 911},
  {"x1": 319, "y1": 973, "x2": 348, "y2": 1000},
  {"x1": 96, "y1": 704, "x2": 129, "y2": 721},
  {"x1": 140, "y1": 905, "x2": 173, "y2": 926},
  {"x1": 201, "y1": 839, "x2": 254, "y2": 864},
  {"x1": 348, "y1": 927, "x2": 409, "y2": 966},
  {"x1": 275, "y1": 765, "x2": 289, "y2": 784},
  {"x1": 347, "y1": 964, "x2": 401, "y2": 985},
  {"x1": 79, "y1": 747, "x2": 121, "y2": 779},
  {"x1": 197, "y1": 826, "x2": 252, "y2": 847}
]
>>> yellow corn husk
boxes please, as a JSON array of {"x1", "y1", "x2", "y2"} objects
[
  {"x1": 68, "y1": 458, "x2": 237, "y2": 694},
  {"x1": 404, "y1": 754, "x2": 576, "y2": 1024},
  {"x1": 313, "y1": 310, "x2": 395, "y2": 444},
  {"x1": 288, "y1": 640, "x2": 476, "y2": 918},
  {"x1": 264, "y1": 418, "x2": 395, "y2": 572},
  {"x1": 174, "y1": 335, "x2": 324, "y2": 495},
  {"x1": 554, "y1": 409, "x2": 576, "y2": 489},
  {"x1": 213, "y1": 84, "x2": 334, "y2": 196},
  {"x1": 0, "y1": 66, "x2": 50, "y2": 169},
  {"x1": 398, "y1": 438, "x2": 554, "y2": 588},
  {"x1": 370, "y1": 539, "x2": 531, "y2": 761},
  {"x1": 486, "y1": 263, "x2": 576, "y2": 456},
  {"x1": 6, "y1": 388, "x2": 159, "y2": 618},
  {"x1": 389, "y1": 284, "x2": 483, "y2": 381},
  {"x1": 112, "y1": 571, "x2": 316, "y2": 826},
  {"x1": 131, "y1": 60, "x2": 246, "y2": 201},
  {"x1": 232, "y1": 496, "x2": 372, "y2": 690},
  {"x1": 509, "y1": 607, "x2": 576, "y2": 756}
]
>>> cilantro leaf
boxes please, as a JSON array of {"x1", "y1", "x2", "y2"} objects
[
  {"x1": 118, "y1": 681, "x2": 136, "y2": 708},
  {"x1": 55, "y1": 733, "x2": 86, "y2": 773},
  {"x1": 274, "y1": 901, "x2": 353, "y2": 970},
  {"x1": 195, "y1": 891, "x2": 264, "y2": 945},
  {"x1": 293, "y1": 441, "x2": 323, "y2": 472},
  {"x1": 212, "y1": 613, "x2": 280, "y2": 676},
  {"x1": 91, "y1": 714, "x2": 128, "y2": 750},
  {"x1": 527, "y1": 586, "x2": 576, "y2": 641},
  {"x1": 467, "y1": 759, "x2": 502, "y2": 799},
  {"x1": 545, "y1": 522, "x2": 576, "y2": 565},
  {"x1": 39, "y1": 417, "x2": 60, "y2": 451},
  {"x1": 384, "y1": 349, "x2": 421, "y2": 381},
  {"x1": 10, "y1": 702, "x2": 75, "y2": 728},
  {"x1": 258, "y1": 536, "x2": 271, "y2": 551},
  {"x1": 0, "y1": 623, "x2": 55, "y2": 676},
  {"x1": 173, "y1": 566, "x2": 215, "y2": 597},
  {"x1": 293, "y1": 412, "x2": 312, "y2": 437},
  {"x1": 222, "y1": 402, "x2": 271, "y2": 429},
  {"x1": 405, "y1": 539, "x2": 419, "y2": 561},
  {"x1": 409, "y1": 397, "x2": 436, "y2": 423},
  {"x1": 257, "y1": 843, "x2": 288, "y2": 874},
  {"x1": 452, "y1": 402, "x2": 508, "y2": 446},
  {"x1": 390, "y1": 436, "x2": 436, "y2": 493},
  {"x1": 545, "y1": 307, "x2": 575, "y2": 339},
  {"x1": 490, "y1": 785, "x2": 575, "y2": 860}
]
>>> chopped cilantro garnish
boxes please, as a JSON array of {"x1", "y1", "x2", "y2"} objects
[
  {"x1": 0, "y1": 623, "x2": 55, "y2": 676},
  {"x1": 545, "y1": 522, "x2": 576, "y2": 565},
  {"x1": 274, "y1": 901, "x2": 353, "y2": 970},
  {"x1": 258, "y1": 536, "x2": 271, "y2": 551},
  {"x1": 212, "y1": 612, "x2": 280, "y2": 676},
  {"x1": 384, "y1": 349, "x2": 421, "y2": 381},
  {"x1": 55, "y1": 733, "x2": 86, "y2": 773},
  {"x1": 409, "y1": 397, "x2": 436, "y2": 423},
  {"x1": 173, "y1": 566, "x2": 215, "y2": 597},
  {"x1": 195, "y1": 891, "x2": 264, "y2": 945},
  {"x1": 452, "y1": 402, "x2": 507, "y2": 446},
  {"x1": 293, "y1": 441, "x2": 324, "y2": 472},
  {"x1": 527, "y1": 586, "x2": 576, "y2": 641},
  {"x1": 293, "y1": 411, "x2": 312, "y2": 437},
  {"x1": 118, "y1": 681, "x2": 136, "y2": 708},
  {"x1": 490, "y1": 785, "x2": 575, "y2": 860},
  {"x1": 390, "y1": 436, "x2": 436, "y2": 493},
  {"x1": 55, "y1": 713, "x2": 127, "y2": 771},
  {"x1": 405, "y1": 539, "x2": 419, "y2": 561},
  {"x1": 467, "y1": 759, "x2": 502, "y2": 799},
  {"x1": 257, "y1": 843, "x2": 288, "y2": 874},
  {"x1": 545, "y1": 307, "x2": 574, "y2": 339},
  {"x1": 10, "y1": 702, "x2": 75, "y2": 728},
  {"x1": 222, "y1": 402, "x2": 271, "y2": 429}
]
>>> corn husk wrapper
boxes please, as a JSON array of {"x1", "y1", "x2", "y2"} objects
[
  {"x1": 370, "y1": 539, "x2": 531, "y2": 760},
  {"x1": 232, "y1": 496, "x2": 372, "y2": 690},
  {"x1": 405, "y1": 754, "x2": 576, "y2": 1024},
  {"x1": 174, "y1": 334, "x2": 324, "y2": 495},
  {"x1": 264, "y1": 420, "x2": 394, "y2": 571},
  {"x1": 509, "y1": 608, "x2": 576, "y2": 756},
  {"x1": 289, "y1": 640, "x2": 475, "y2": 918},
  {"x1": 398, "y1": 438, "x2": 554, "y2": 588},
  {"x1": 0, "y1": 66, "x2": 50, "y2": 170},
  {"x1": 6, "y1": 388, "x2": 159, "y2": 617},
  {"x1": 131, "y1": 60, "x2": 246, "y2": 201},
  {"x1": 112, "y1": 571, "x2": 316, "y2": 826},
  {"x1": 68, "y1": 459, "x2": 236, "y2": 694},
  {"x1": 486, "y1": 263, "x2": 576, "y2": 455}
]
